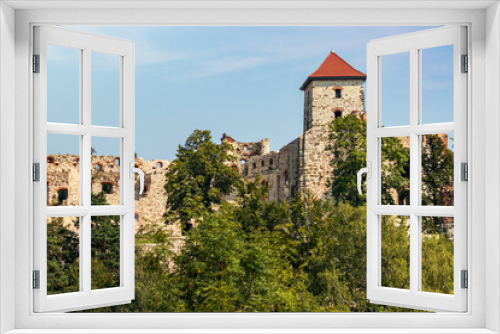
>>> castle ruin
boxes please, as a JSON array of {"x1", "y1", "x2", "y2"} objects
[
  {"x1": 222, "y1": 51, "x2": 367, "y2": 201},
  {"x1": 47, "y1": 154, "x2": 171, "y2": 232}
]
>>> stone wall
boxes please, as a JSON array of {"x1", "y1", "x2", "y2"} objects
[
  {"x1": 47, "y1": 154, "x2": 172, "y2": 233},
  {"x1": 223, "y1": 79, "x2": 366, "y2": 202}
]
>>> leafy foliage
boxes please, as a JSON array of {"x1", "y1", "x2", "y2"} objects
[
  {"x1": 381, "y1": 137, "x2": 410, "y2": 205},
  {"x1": 326, "y1": 114, "x2": 367, "y2": 206},
  {"x1": 47, "y1": 217, "x2": 80, "y2": 294},
  {"x1": 164, "y1": 130, "x2": 242, "y2": 227},
  {"x1": 47, "y1": 129, "x2": 454, "y2": 313}
]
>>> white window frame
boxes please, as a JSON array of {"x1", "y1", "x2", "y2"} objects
[
  {"x1": 366, "y1": 26, "x2": 467, "y2": 312},
  {"x1": 0, "y1": 1, "x2": 498, "y2": 333},
  {"x1": 33, "y1": 26, "x2": 136, "y2": 313}
]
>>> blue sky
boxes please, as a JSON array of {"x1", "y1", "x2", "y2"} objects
[{"x1": 47, "y1": 26, "x2": 453, "y2": 160}]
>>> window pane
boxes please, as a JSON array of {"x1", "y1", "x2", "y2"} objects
[
  {"x1": 421, "y1": 45, "x2": 454, "y2": 124},
  {"x1": 421, "y1": 216, "x2": 454, "y2": 294},
  {"x1": 421, "y1": 133, "x2": 454, "y2": 206},
  {"x1": 91, "y1": 215, "x2": 120, "y2": 290},
  {"x1": 381, "y1": 215, "x2": 410, "y2": 290},
  {"x1": 47, "y1": 45, "x2": 80, "y2": 124},
  {"x1": 91, "y1": 52, "x2": 121, "y2": 127},
  {"x1": 47, "y1": 216, "x2": 80, "y2": 295},
  {"x1": 47, "y1": 134, "x2": 80, "y2": 206},
  {"x1": 380, "y1": 52, "x2": 410, "y2": 127},
  {"x1": 381, "y1": 136, "x2": 410, "y2": 205},
  {"x1": 91, "y1": 137, "x2": 121, "y2": 205}
]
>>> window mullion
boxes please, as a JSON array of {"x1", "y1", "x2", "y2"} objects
[
  {"x1": 81, "y1": 47, "x2": 92, "y2": 294},
  {"x1": 409, "y1": 46, "x2": 420, "y2": 295}
]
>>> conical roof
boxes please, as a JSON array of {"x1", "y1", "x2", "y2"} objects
[{"x1": 300, "y1": 51, "x2": 366, "y2": 90}]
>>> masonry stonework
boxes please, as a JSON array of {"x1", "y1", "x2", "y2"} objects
[
  {"x1": 223, "y1": 51, "x2": 367, "y2": 201},
  {"x1": 47, "y1": 154, "x2": 171, "y2": 233}
]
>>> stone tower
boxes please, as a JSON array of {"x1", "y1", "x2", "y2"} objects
[
  {"x1": 222, "y1": 51, "x2": 367, "y2": 202},
  {"x1": 298, "y1": 51, "x2": 367, "y2": 200}
]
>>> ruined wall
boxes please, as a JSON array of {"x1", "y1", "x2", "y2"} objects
[
  {"x1": 47, "y1": 154, "x2": 171, "y2": 233},
  {"x1": 222, "y1": 79, "x2": 366, "y2": 203},
  {"x1": 221, "y1": 133, "x2": 270, "y2": 174}
]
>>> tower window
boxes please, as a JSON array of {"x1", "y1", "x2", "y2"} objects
[
  {"x1": 261, "y1": 160, "x2": 265, "y2": 167},
  {"x1": 114, "y1": 158, "x2": 120, "y2": 166},
  {"x1": 335, "y1": 88, "x2": 342, "y2": 98},
  {"x1": 156, "y1": 161, "x2": 163, "y2": 168},
  {"x1": 334, "y1": 110, "x2": 343, "y2": 119}
]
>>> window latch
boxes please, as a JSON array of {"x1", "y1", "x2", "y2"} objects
[
  {"x1": 130, "y1": 162, "x2": 145, "y2": 195},
  {"x1": 357, "y1": 162, "x2": 372, "y2": 195}
]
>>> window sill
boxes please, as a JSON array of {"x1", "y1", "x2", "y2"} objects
[{"x1": 4, "y1": 329, "x2": 497, "y2": 334}]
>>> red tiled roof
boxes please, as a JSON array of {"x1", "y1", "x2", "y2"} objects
[{"x1": 300, "y1": 51, "x2": 366, "y2": 90}]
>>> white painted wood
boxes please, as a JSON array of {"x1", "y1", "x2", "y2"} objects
[
  {"x1": 366, "y1": 26, "x2": 467, "y2": 312},
  {"x1": 10, "y1": 5, "x2": 489, "y2": 333},
  {"x1": 0, "y1": 2, "x2": 17, "y2": 333},
  {"x1": 33, "y1": 26, "x2": 135, "y2": 313}
]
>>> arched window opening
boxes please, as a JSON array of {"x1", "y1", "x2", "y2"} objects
[
  {"x1": 334, "y1": 110, "x2": 342, "y2": 119},
  {"x1": 270, "y1": 158, "x2": 274, "y2": 165},
  {"x1": 261, "y1": 160, "x2": 265, "y2": 167},
  {"x1": 240, "y1": 159, "x2": 246, "y2": 165},
  {"x1": 114, "y1": 158, "x2": 120, "y2": 166},
  {"x1": 135, "y1": 213, "x2": 139, "y2": 222},
  {"x1": 95, "y1": 164, "x2": 102, "y2": 171},
  {"x1": 156, "y1": 162, "x2": 163, "y2": 168},
  {"x1": 243, "y1": 146, "x2": 248, "y2": 151},
  {"x1": 47, "y1": 157, "x2": 54, "y2": 163},
  {"x1": 57, "y1": 188, "x2": 68, "y2": 205},
  {"x1": 102, "y1": 182, "x2": 113, "y2": 194},
  {"x1": 252, "y1": 162, "x2": 257, "y2": 169}
]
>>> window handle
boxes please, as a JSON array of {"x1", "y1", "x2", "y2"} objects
[
  {"x1": 130, "y1": 162, "x2": 145, "y2": 195},
  {"x1": 357, "y1": 162, "x2": 372, "y2": 195}
]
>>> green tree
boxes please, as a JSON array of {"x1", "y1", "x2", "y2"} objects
[
  {"x1": 327, "y1": 114, "x2": 410, "y2": 206},
  {"x1": 421, "y1": 134, "x2": 454, "y2": 232},
  {"x1": 90, "y1": 192, "x2": 121, "y2": 288},
  {"x1": 47, "y1": 217, "x2": 80, "y2": 294},
  {"x1": 327, "y1": 114, "x2": 367, "y2": 206},
  {"x1": 164, "y1": 130, "x2": 242, "y2": 227},
  {"x1": 174, "y1": 205, "x2": 319, "y2": 312},
  {"x1": 421, "y1": 134, "x2": 454, "y2": 206},
  {"x1": 381, "y1": 137, "x2": 410, "y2": 205}
]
